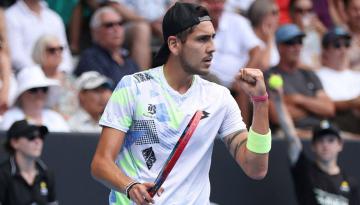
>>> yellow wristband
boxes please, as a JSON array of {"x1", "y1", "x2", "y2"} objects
[{"x1": 246, "y1": 127, "x2": 271, "y2": 154}]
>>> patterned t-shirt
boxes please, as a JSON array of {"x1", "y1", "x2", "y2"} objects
[{"x1": 100, "y1": 66, "x2": 246, "y2": 205}]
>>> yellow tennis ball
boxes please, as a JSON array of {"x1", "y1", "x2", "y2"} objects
[{"x1": 268, "y1": 74, "x2": 283, "y2": 89}]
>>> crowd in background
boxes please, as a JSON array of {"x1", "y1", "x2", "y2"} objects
[{"x1": 0, "y1": 0, "x2": 359, "y2": 139}]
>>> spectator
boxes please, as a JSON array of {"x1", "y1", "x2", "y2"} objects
[
  {"x1": 289, "y1": 0, "x2": 326, "y2": 70},
  {"x1": 0, "y1": 8, "x2": 16, "y2": 117},
  {"x1": 109, "y1": 0, "x2": 173, "y2": 69},
  {"x1": 75, "y1": 6, "x2": 139, "y2": 85},
  {"x1": 5, "y1": 0, "x2": 73, "y2": 73},
  {"x1": 247, "y1": 0, "x2": 280, "y2": 70},
  {"x1": 199, "y1": 0, "x2": 262, "y2": 126},
  {"x1": 316, "y1": 27, "x2": 360, "y2": 135},
  {"x1": 266, "y1": 24, "x2": 334, "y2": 131},
  {"x1": 0, "y1": 65, "x2": 69, "y2": 132},
  {"x1": 32, "y1": 34, "x2": 78, "y2": 119},
  {"x1": 225, "y1": 0, "x2": 254, "y2": 15},
  {"x1": 0, "y1": 119, "x2": 58, "y2": 205},
  {"x1": 343, "y1": 0, "x2": 360, "y2": 71},
  {"x1": 68, "y1": 71, "x2": 113, "y2": 132},
  {"x1": 270, "y1": 83, "x2": 360, "y2": 205}
]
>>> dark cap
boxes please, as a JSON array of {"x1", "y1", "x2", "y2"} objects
[
  {"x1": 153, "y1": 2, "x2": 211, "y2": 67},
  {"x1": 5, "y1": 119, "x2": 49, "y2": 153},
  {"x1": 322, "y1": 26, "x2": 351, "y2": 48},
  {"x1": 312, "y1": 120, "x2": 341, "y2": 143}
]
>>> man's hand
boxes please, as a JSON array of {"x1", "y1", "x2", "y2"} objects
[
  {"x1": 235, "y1": 68, "x2": 267, "y2": 98},
  {"x1": 128, "y1": 182, "x2": 164, "y2": 205}
]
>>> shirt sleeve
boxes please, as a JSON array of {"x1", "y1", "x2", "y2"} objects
[
  {"x1": 0, "y1": 168, "x2": 8, "y2": 203},
  {"x1": 99, "y1": 75, "x2": 137, "y2": 132},
  {"x1": 217, "y1": 88, "x2": 246, "y2": 139},
  {"x1": 46, "y1": 170, "x2": 57, "y2": 203}
]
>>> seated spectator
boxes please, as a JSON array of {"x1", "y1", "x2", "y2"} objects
[
  {"x1": 0, "y1": 65, "x2": 69, "y2": 132},
  {"x1": 270, "y1": 85, "x2": 360, "y2": 204},
  {"x1": 316, "y1": 27, "x2": 360, "y2": 135},
  {"x1": 5, "y1": 0, "x2": 73, "y2": 72},
  {"x1": 266, "y1": 24, "x2": 334, "y2": 130},
  {"x1": 32, "y1": 34, "x2": 78, "y2": 119},
  {"x1": 289, "y1": 0, "x2": 326, "y2": 70},
  {"x1": 75, "y1": 6, "x2": 139, "y2": 85},
  {"x1": 109, "y1": 0, "x2": 172, "y2": 69},
  {"x1": 68, "y1": 71, "x2": 112, "y2": 132},
  {"x1": 343, "y1": 0, "x2": 360, "y2": 71},
  {"x1": 0, "y1": 119, "x2": 58, "y2": 205},
  {"x1": 247, "y1": 0, "x2": 280, "y2": 70}
]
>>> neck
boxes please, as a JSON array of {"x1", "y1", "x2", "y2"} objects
[
  {"x1": 24, "y1": 0, "x2": 41, "y2": 14},
  {"x1": 15, "y1": 152, "x2": 37, "y2": 173},
  {"x1": 23, "y1": 108, "x2": 43, "y2": 123},
  {"x1": 278, "y1": 59, "x2": 298, "y2": 72},
  {"x1": 163, "y1": 59, "x2": 194, "y2": 94},
  {"x1": 322, "y1": 60, "x2": 346, "y2": 71},
  {"x1": 254, "y1": 28, "x2": 267, "y2": 42},
  {"x1": 316, "y1": 160, "x2": 340, "y2": 175}
]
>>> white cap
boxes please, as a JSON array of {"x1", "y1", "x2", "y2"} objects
[
  {"x1": 76, "y1": 71, "x2": 113, "y2": 90},
  {"x1": 14, "y1": 65, "x2": 59, "y2": 101}
]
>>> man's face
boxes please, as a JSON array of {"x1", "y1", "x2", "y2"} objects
[
  {"x1": 346, "y1": 0, "x2": 360, "y2": 28},
  {"x1": 312, "y1": 136, "x2": 342, "y2": 164},
  {"x1": 95, "y1": 12, "x2": 124, "y2": 49},
  {"x1": 80, "y1": 87, "x2": 112, "y2": 119},
  {"x1": 176, "y1": 21, "x2": 216, "y2": 76},
  {"x1": 323, "y1": 37, "x2": 351, "y2": 65},
  {"x1": 278, "y1": 36, "x2": 303, "y2": 65},
  {"x1": 11, "y1": 135, "x2": 44, "y2": 159},
  {"x1": 201, "y1": 0, "x2": 225, "y2": 21}
]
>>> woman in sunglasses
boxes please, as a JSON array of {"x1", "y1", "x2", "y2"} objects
[
  {"x1": 289, "y1": 0, "x2": 326, "y2": 70},
  {"x1": 0, "y1": 119, "x2": 59, "y2": 205},
  {"x1": 0, "y1": 65, "x2": 69, "y2": 132},
  {"x1": 32, "y1": 34, "x2": 78, "y2": 119}
]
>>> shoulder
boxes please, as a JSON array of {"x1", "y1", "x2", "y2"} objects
[{"x1": 0, "y1": 159, "x2": 11, "y2": 177}]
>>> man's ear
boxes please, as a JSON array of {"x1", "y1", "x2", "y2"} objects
[{"x1": 168, "y1": 36, "x2": 181, "y2": 55}]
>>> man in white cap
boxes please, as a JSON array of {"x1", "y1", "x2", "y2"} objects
[{"x1": 68, "y1": 71, "x2": 113, "y2": 132}]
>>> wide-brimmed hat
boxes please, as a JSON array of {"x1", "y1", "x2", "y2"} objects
[
  {"x1": 152, "y1": 2, "x2": 211, "y2": 67},
  {"x1": 14, "y1": 65, "x2": 59, "y2": 102}
]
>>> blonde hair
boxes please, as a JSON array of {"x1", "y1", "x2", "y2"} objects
[{"x1": 32, "y1": 34, "x2": 60, "y2": 65}]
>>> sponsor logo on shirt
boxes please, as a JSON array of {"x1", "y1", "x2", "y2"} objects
[
  {"x1": 40, "y1": 181, "x2": 48, "y2": 196},
  {"x1": 314, "y1": 188, "x2": 348, "y2": 205}
]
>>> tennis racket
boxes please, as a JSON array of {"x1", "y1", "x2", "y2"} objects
[{"x1": 147, "y1": 110, "x2": 203, "y2": 197}]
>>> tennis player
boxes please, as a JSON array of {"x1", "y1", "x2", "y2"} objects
[{"x1": 91, "y1": 2, "x2": 271, "y2": 205}]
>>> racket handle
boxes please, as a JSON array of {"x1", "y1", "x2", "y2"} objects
[{"x1": 147, "y1": 186, "x2": 156, "y2": 198}]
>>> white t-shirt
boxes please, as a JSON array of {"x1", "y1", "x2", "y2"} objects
[
  {"x1": 0, "y1": 107, "x2": 70, "y2": 132},
  {"x1": 316, "y1": 66, "x2": 360, "y2": 101},
  {"x1": 100, "y1": 66, "x2": 246, "y2": 205},
  {"x1": 210, "y1": 12, "x2": 261, "y2": 88}
]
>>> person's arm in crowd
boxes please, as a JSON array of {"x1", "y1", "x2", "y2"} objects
[
  {"x1": 271, "y1": 88, "x2": 302, "y2": 165},
  {"x1": 0, "y1": 9, "x2": 11, "y2": 114},
  {"x1": 333, "y1": 96, "x2": 360, "y2": 112},
  {"x1": 91, "y1": 127, "x2": 162, "y2": 204},
  {"x1": 224, "y1": 68, "x2": 270, "y2": 180},
  {"x1": 69, "y1": 2, "x2": 83, "y2": 54},
  {"x1": 54, "y1": 15, "x2": 73, "y2": 73},
  {"x1": 107, "y1": 1, "x2": 145, "y2": 22},
  {"x1": 284, "y1": 90, "x2": 335, "y2": 118}
]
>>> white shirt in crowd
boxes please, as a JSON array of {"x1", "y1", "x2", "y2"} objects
[
  {"x1": 316, "y1": 66, "x2": 360, "y2": 101},
  {"x1": 5, "y1": 1, "x2": 73, "y2": 73},
  {"x1": 210, "y1": 12, "x2": 261, "y2": 88},
  {"x1": 0, "y1": 107, "x2": 70, "y2": 132}
]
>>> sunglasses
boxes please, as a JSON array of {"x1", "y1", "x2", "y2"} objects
[
  {"x1": 101, "y1": 21, "x2": 124, "y2": 29},
  {"x1": 271, "y1": 9, "x2": 279, "y2": 16},
  {"x1": 46, "y1": 46, "x2": 64, "y2": 54},
  {"x1": 294, "y1": 7, "x2": 313, "y2": 14},
  {"x1": 28, "y1": 87, "x2": 49, "y2": 94},
  {"x1": 332, "y1": 39, "x2": 351, "y2": 49},
  {"x1": 25, "y1": 133, "x2": 45, "y2": 141},
  {"x1": 283, "y1": 37, "x2": 303, "y2": 46}
]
